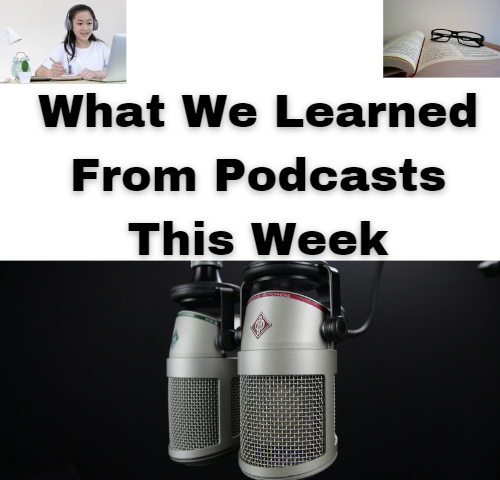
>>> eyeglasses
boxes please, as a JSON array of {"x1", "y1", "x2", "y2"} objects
[{"x1": 431, "y1": 29, "x2": 484, "y2": 47}]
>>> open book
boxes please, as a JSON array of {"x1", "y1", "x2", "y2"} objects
[{"x1": 384, "y1": 31, "x2": 500, "y2": 77}]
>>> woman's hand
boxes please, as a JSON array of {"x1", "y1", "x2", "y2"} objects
[
  {"x1": 50, "y1": 62, "x2": 66, "y2": 77},
  {"x1": 81, "y1": 68, "x2": 105, "y2": 80}
]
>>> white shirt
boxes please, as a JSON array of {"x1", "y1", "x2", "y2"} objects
[{"x1": 42, "y1": 41, "x2": 110, "y2": 75}]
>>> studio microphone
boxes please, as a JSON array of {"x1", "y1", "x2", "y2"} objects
[
  {"x1": 167, "y1": 261, "x2": 241, "y2": 465},
  {"x1": 237, "y1": 261, "x2": 349, "y2": 480}
]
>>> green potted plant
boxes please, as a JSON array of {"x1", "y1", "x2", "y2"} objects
[{"x1": 18, "y1": 59, "x2": 32, "y2": 83}]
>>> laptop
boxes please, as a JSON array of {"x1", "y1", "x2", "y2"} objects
[{"x1": 89, "y1": 33, "x2": 126, "y2": 82}]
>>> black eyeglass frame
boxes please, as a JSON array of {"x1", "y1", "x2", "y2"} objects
[{"x1": 431, "y1": 29, "x2": 485, "y2": 47}]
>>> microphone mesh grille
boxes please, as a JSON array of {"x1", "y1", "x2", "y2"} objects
[
  {"x1": 168, "y1": 377, "x2": 219, "y2": 450},
  {"x1": 231, "y1": 377, "x2": 240, "y2": 438},
  {"x1": 240, "y1": 375, "x2": 326, "y2": 468}
]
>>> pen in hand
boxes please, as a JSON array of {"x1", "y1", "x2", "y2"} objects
[{"x1": 49, "y1": 57, "x2": 66, "y2": 77}]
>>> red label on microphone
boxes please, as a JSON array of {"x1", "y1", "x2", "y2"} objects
[
  {"x1": 248, "y1": 291, "x2": 328, "y2": 312},
  {"x1": 250, "y1": 311, "x2": 273, "y2": 339}
]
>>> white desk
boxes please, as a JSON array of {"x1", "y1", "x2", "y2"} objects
[{"x1": 6, "y1": 79, "x2": 126, "y2": 84}]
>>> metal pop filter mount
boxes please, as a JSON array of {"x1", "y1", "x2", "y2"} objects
[{"x1": 240, "y1": 261, "x2": 349, "y2": 344}]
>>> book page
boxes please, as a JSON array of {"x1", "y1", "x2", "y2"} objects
[
  {"x1": 383, "y1": 31, "x2": 425, "y2": 71},
  {"x1": 418, "y1": 39, "x2": 500, "y2": 71}
]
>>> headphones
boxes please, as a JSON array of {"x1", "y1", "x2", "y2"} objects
[{"x1": 65, "y1": 5, "x2": 99, "y2": 31}]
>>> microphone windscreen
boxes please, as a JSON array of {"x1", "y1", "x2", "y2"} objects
[{"x1": 167, "y1": 311, "x2": 239, "y2": 465}]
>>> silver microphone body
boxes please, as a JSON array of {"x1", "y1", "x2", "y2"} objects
[
  {"x1": 167, "y1": 310, "x2": 240, "y2": 465},
  {"x1": 238, "y1": 291, "x2": 338, "y2": 480}
]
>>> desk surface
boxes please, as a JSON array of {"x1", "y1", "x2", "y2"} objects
[{"x1": 8, "y1": 79, "x2": 126, "y2": 84}]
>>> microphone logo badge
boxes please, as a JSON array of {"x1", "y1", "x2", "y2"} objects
[
  {"x1": 250, "y1": 312, "x2": 272, "y2": 338},
  {"x1": 171, "y1": 330, "x2": 178, "y2": 348}
]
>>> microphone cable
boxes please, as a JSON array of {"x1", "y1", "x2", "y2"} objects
[{"x1": 347, "y1": 261, "x2": 384, "y2": 337}]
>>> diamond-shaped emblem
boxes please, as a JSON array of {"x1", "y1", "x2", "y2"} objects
[
  {"x1": 250, "y1": 312, "x2": 272, "y2": 339},
  {"x1": 171, "y1": 330, "x2": 179, "y2": 348}
]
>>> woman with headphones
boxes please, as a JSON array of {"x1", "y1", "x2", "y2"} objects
[{"x1": 35, "y1": 4, "x2": 109, "y2": 80}]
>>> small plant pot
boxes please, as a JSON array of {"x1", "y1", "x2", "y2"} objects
[{"x1": 18, "y1": 72, "x2": 32, "y2": 84}]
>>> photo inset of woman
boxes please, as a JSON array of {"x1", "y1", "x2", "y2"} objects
[{"x1": 35, "y1": 4, "x2": 109, "y2": 80}]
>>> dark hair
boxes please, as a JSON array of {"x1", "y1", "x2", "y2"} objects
[{"x1": 63, "y1": 4, "x2": 101, "y2": 61}]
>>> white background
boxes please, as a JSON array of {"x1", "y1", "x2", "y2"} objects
[
  {"x1": 384, "y1": 0, "x2": 500, "y2": 44},
  {"x1": 0, "y1": 0, "x2": 499, "y2": 260}
]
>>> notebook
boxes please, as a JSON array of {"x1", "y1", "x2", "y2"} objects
[{"x1": 31, "y1": 75, "x2": 82, "y2": 81}]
